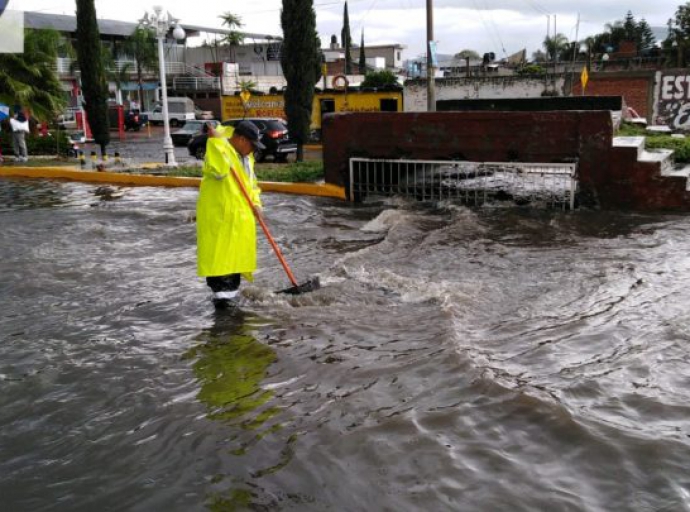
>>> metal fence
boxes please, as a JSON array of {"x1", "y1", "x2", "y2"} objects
[
  {"x1": 349, "y1": 158, "x2": 578, "y2": 210},
  {"x1": 172, "y1": 76, "x2": 221, "y2": 91}
]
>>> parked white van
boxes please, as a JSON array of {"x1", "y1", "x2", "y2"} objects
[{"x1": 145, "y1": 97, "x2": 196, "y2": 127}]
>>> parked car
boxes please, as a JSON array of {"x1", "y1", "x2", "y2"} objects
[
  {"x1": 144, "y1": 97, "x2": 196, "y2": 127},
  {"x1": 195, "y1": 106, "x2": 215, "y2": 120},
  {"x1": 171, "y1": 119, "x2": 219, "y2": 147},
  {"x1": 188, "y1": 118, "x2": 297, "y2": 162}
]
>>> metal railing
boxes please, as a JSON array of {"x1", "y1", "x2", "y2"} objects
[
  {"x1": 172, "y1": 76, "x2": 221, "y2": 91},
  {"x1": 349, "y1": 158, "x2": 578, "y2": 210},
  {"x1": 53, "y1": 58, "x2": 215, "y2": 78}
]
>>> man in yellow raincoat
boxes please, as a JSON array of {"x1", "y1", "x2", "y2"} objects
[{"x1": 196, "y1": 121, "x2": 264, "y2": 308}]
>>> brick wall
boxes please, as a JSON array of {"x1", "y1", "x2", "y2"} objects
[
  {"x1": 322, "y1": 111, "x2": 690, "y2": 211},
  {"x1": 571, "y1": 72, "x2": 653, "y2": 119}
]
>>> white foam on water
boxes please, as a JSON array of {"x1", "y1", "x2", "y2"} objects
[
  {"x1": 360, "y1": 208, "x2": 410, "y2": 233},
  {"x1": 343, "y1": 265, "x2": 471, "y2": 309}
]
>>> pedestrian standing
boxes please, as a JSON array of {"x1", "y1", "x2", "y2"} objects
[
  {"x1": 196, "y1": 121, "x2": 266, "y2": 309},
  {"x1": 10, "y1": 111, "x2": 29, "y2": 162}
]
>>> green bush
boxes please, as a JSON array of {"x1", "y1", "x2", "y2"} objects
[
  {"x1": 617, "y1": 122, "x2": 690, "y2": 164},
  {"x1": 361, "y1": 70, "x2": 400, "y2": 89},
  {"x1": 0, "y1": 130, "x2": 71, "y2": 157},
  {"x1": 517, "y1": 64, "x2": 546, "y2": 76}
]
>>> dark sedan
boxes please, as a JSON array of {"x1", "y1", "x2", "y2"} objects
[
  {"x1": 188, "y1": 118, "x2": 297, "y2": 162},
  {"x1": 171, "y1": 120, "x2": 219, "y2": 147}
]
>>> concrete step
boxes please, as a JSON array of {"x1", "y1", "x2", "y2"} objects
[
  {"x1": 612, "y1": 136, "x2": 645, "y2": 159},
  {"x1": 661, "y1": 164, "x2": 690, "y2": 191},
  {"x1": 642, "y1": 149, "x2": 675, "y2": 174}
]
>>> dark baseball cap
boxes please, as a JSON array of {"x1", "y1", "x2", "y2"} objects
[{"x1": 234, "y1": 120, "x2": 265, "y2": 150}]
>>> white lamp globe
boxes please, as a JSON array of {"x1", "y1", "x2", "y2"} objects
[{"x1": 172, "y1": 24, "x2": 186, "y2": 41}]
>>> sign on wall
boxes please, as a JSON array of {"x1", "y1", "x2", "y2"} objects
[{"x1": 657, "y1": 72, "x2": 690, "y2": 129}]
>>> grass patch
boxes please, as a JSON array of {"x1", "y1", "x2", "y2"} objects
[
  {"x1": 166, "y1": 166, "x2": 202, "y2": 177},
  {"x1": 2, "y1": 158, "x2": 75, "y2": 167},
  {"x1": 167, "y1": 161, "x2": 324, "y2": 182},
  {"x1": 617, "y1": 122, "x2": 690, "y2": 164},
  {"x1": 256, "y1": 161, "x2": 323, "y2": 182}
]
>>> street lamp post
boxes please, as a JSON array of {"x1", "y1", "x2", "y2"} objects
[{"x1": 139, "y1": 6, "x2": 185, "y2": 166}]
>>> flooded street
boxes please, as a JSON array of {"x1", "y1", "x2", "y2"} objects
[{"x1": 1, "y1": 179, "x2": 690, "y2": 511}]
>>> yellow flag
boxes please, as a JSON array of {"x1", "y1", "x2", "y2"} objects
[{"x1": 580, "y1": 66, "x2": 589, "y2": 92}]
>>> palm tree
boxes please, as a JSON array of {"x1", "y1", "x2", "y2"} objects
[
  {"x1": 219, "y1": 12, "x2": 244, "y2": 63},
  {"x1": 122, "y1": 28, "x2": 158, "y2": 110},
  {"x1": 0, "y1": 28, "x2": 66, "y2": 121},
  {"x1": 543, "y1": 33, "x2": 569, "y2": 62}
]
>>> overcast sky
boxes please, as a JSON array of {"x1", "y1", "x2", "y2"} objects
[{"x1": 13, "y1": 0, "x2": 684, "y2": 59}]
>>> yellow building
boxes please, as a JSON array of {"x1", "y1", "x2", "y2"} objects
[{"x1": 221, "y1": 90, "x2": 403, "y2": 138}]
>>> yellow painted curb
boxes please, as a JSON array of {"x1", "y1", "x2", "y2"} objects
[
  {"x1": 0, "y1": 166, "x2": 200, "y2": 187},
  {"x1": 258, "y1": 181, "x2": 346, "y2": 200},
  {"x1": 0, "y1": 166, "x2": 347, "y2": 200}
]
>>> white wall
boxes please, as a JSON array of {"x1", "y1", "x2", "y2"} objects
[{"x1": 403, "y1": 76, "x2": 566, "y2": 112}]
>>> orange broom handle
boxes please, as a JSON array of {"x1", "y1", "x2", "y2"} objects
[{"x1": 228, "y1": 166, "x2": 299, "y2": 288}]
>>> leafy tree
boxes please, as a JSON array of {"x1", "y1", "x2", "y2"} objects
[
  {"x1": 0, "y1": 29, "x2": 65, "y2": 120},
  {"x1": 76, "y1": 0, "x2": 110, "y2": 155},
  {"x1": 587, "y1": 12, "x2": 656, "y2": 56},
  {"x1": 455, "y1": 49, "x2": 480, "y2": 60},
  {"x1": 359, "y1": 30, "x2": 366, "y2": 72},
  {"x1": 122, "y1": 27, "x2": 158, "y2": 110},
  {"x1": 531, "y1": 49, "x2": 547, "y2": 62},
  {"x1": 281, "y1": 0, "x2": 321, "y2": 161},
  {"x1": 341, "y1": 1, "x2": 352, "y2": 75},
  {"x1": 361, "y1": 70, "x2": 398, "y2": 88},
  {"x1": 219, "y1": 12, "x2": 245, "y2": 63},
  {"x1": 665, "y1": 3, "x2": 690, "y2": 66}
]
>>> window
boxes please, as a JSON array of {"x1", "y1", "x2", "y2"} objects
[{"x1": 380, "y1": 99, "x2": 398, "y2": 112}]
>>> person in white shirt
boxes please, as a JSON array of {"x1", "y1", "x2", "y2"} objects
[{"x1": 9, "y1": 111, "x2": 29, "y2": 162}]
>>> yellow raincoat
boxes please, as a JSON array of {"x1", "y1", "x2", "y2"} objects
[{"x1": 196, "y1": 133, "x2": 262, "y2": 279}]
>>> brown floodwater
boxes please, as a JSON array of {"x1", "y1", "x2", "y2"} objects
[{"x1": 1, "y1": 179, "x2": 690, "y2": 511}]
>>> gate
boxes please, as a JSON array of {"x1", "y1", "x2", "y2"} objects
[{"x1": 349, "y1": 158, "x2": 578, "y2": 210}]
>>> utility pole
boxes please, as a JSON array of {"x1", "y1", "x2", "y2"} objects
[
  {"x1": 426, "y1": 0, "x2": 435, "y2": 112},
  {"x1": 545, "y1": 14, "x2": 550, "y2": 91}
]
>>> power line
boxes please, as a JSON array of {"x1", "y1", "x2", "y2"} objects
[
  {"x1": 523, "y1": 0, "x2": 550, "y2": 16},
  {"x1": 471, "y1": 0, "x2": 501, "y2": 53},
  {"x1": 482, "y1": 0, "x2": 508, "y2": 58}
]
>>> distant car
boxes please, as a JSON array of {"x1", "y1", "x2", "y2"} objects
[
  {"x1": 188, "y1": 117, "x2": 297, "y2": 162},
  {"x1": 195, "y1": 106, "x2": 215, "y2": 120},
  {"x1": 171, "y1": 119, "x2": 219, "y2": 147},
  {"x1": 67, "y1": 130, "x2": 86, "y2": 144},
  {"x1": 67, "y1": 130, "x2": 86, "y2": 157},
  {"x1": 143, "y1": 97, "x2": 196, "y2": 127}
]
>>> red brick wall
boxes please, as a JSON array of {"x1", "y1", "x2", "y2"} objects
[
  {"x1": 323, "y1": 111, "x2": 690, "y2": 211},
  {"x1": 571, "y1": 73, "x2": 653, "y2": 119}
]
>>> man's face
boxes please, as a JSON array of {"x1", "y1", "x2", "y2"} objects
[{"x1": 232, "y1": 135, "x2": 253, "y2": 157}]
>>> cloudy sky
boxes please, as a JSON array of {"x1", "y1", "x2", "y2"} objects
[{"x1": 13, "y1": 0, "x2": 683, "y2": 59}]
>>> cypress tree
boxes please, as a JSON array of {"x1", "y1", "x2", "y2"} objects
[
  {"x1": 359, "y1": 30, "x2": 366, "y2": 73},
  {"x1": 341, "y1": 1, "x2": 352, "y2": 75},
  {"x1": 281, "y1": 0, "x2": 321, "y2": 161},
  {"x1": 623, "y1": 11, "x2": 637, "y2": 41},
  {"x1": 636, "y1": 19, "x2": 656, "y2": 53},
  {"x1": 75, "y1": 0, "x2": 110, "y2": 155}
]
